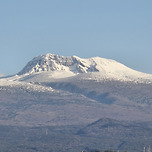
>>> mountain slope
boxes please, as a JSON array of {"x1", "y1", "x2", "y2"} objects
[
  {"x1": 77, "y1": 118, "x2": 151, "y2": 136},
  {"x1": 77, "y1": 118, "x2": 152, "y2": 151},
  {"x1": 1, "y1": 53, "x2": 152, "y2": 126},
  {"x1": 18, "y1": 54, "x2": 99, "y2": 75},
  {"x1": 17, "y1": 54, "x2": 152, "y2": 82},
  {"x1": 12, "y1": 54, "x2": 152, "y2": 107},
  {"x1": 1, "y1": 53, "x2": 152, "y2": 151}
]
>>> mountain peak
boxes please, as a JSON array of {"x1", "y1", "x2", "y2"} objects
[
  {"x1": 18, "y1": 54, "x2": 100, "y2": 75},
  {"x1": 17, "y1": 53, "x2": 152, "y2": 83}
]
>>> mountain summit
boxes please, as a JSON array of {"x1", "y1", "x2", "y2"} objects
[
  {"x1": 18, "y1": 54, "x2": 152, "y2": 82},
  {"x1": 17, "y1": 54, "x2": 132, "y2": 75},
  {"x1": 18, "y1": 54, "x2": 99, "y2": 75}
]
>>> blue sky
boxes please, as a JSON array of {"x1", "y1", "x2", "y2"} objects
[{"x1": 0, "y1": 0, "x2": 152, "y2": 75}]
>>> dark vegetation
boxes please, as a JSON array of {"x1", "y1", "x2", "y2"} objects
[
  {"x1": 1, "y1": 74, "x2": 152, "y2": 152},
  {"x1": 46, "y1": 80, "x2": 152, "y2": 105},
  {"x1": 0, "y1": 118, "x2": 152, "y2": 152}
]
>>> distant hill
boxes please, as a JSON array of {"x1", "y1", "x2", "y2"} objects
[{"x1": 77, "y1": 118, "x2": 152, "y2": 151}]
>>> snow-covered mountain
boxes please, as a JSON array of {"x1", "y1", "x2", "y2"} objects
[
  {"x1": 18, "y1": 54, "x2": 100, "y2": 75},
  {"x1": 16, "y1": 54, "x2": 152, "y2": 83},
  {"x1": 1, "y1": 53, "x2": 152, "y2": 127},
  {"x1": 1, "y1": 53, "x2": 152, "y2": 152}
]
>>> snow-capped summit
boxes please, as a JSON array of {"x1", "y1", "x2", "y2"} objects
[
  {"x1": 17, "y1": 54, "x2": 131, "y2": 75},
  {"x1": 18, "y1": 54, "x2": 99, "y2": 75},
  {"x1": 17, "y1": 53, "x2": 152, "y2": 83}
]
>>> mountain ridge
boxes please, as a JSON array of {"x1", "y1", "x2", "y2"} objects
[
  {"x1": 15, "y1": 54, "x2": 152, "y2": 83},
  {"x1": 18, "y1": 54, "x2": 99, "y2": 75}
]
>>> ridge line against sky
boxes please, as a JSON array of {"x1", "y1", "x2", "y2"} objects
[{"x1": 0, "y1": 0, "x2": 152, "y2": 75}]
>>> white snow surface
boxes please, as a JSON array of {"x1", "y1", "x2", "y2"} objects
[
  {"x1": 18, "y1": 54, "x2": 100, "y2": 75},
  {"x1": 1, "y1": 54, "x2": 152, "y2": 83},
  {"x1": 0, "y1": 75, "x2": 54, "y2": 92}
]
